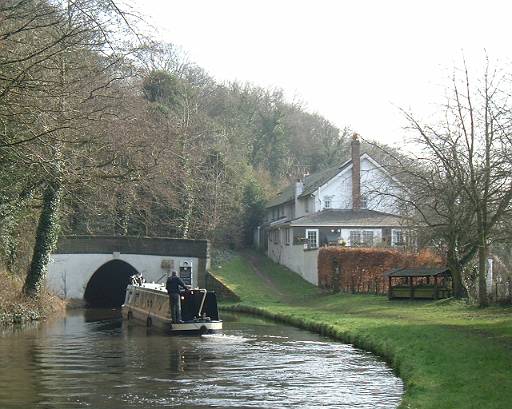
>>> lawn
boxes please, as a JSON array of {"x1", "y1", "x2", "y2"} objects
[{"x1": 212, "y1": 250, "x2": 512, "y2": 409}]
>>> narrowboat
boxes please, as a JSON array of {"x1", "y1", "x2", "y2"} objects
[{"x1": 121, "y1": 282, "x2": 222, "y2": 334}]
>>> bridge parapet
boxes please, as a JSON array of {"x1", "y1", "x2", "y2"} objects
[{"x1": 55, "y1": 235, "x2": 209, "y2": 258}]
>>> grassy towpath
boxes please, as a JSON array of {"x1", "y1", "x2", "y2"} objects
[{"x1": 211, "y1": 250, "x2": 512, "y2": 409}]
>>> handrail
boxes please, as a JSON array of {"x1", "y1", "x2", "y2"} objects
[{"x1": 198, "y1": 290, "x2": 207, "y2": 317}]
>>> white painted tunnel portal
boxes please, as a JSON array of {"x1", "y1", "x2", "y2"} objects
[{"x1": 47, "y1": 236, "x2": 210, "y2": 307}]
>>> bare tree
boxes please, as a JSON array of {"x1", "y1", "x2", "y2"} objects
[
  {"x1": 0, "y1": 0, "x2": 143, "y2": 296},
  {"x1": 397, "y1": 59, "x2": 512, "y2": 305}
]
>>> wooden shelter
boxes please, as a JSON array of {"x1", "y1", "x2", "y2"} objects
[{"x1": 385, "y1": 267, "x2": 452, "y2": 300}]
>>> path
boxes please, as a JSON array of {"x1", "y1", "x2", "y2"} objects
[{"x1": 244, "y1": 252, "x2": 291, "y2": 302}]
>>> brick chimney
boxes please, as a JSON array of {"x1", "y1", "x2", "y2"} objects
[{"x1": 351, "y1": 133, "x2": 361, "y2": 210}]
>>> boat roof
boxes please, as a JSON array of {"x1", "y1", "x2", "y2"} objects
[{"x1": 140, "y1": 282, "x2": 166, "y2": 291}]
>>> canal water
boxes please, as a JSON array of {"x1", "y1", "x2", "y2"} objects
[{"x1": 0, "y1": 310, "x2": 403, "y2": 408}]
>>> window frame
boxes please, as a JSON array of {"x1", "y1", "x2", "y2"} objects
[
  {"x1": 350, "y1": 230, "x2": 362, "y2": 247},
  {"x1": 392, "y1": 229, "x2": 404, "y2": 246},
  {"x1": 305, "y1": 228, "x2": 319, "y2": 249},
  {"x1": 362, "y1": 230, "x2": 374, "y2": 246}
]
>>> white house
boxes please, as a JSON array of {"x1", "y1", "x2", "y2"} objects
[{"x1": 258, "y1": 134, "x2": 408, "y2": 285}]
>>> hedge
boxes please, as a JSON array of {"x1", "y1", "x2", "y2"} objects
[{"x1": 318, "y1": 247, "x2": 442, "y2": 294}]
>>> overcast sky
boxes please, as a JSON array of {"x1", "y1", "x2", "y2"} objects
[{"x1": 130, "y1": 0, "x2": 512, "y2": 147}]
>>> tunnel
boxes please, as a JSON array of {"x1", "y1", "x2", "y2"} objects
[{"x1": 84, "y1": 260, "x2": 138, "y2": 308}]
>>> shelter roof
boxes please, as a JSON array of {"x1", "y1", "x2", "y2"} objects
[{"x1": 385, "y1": 267, "x2": 450, "y2": 277}]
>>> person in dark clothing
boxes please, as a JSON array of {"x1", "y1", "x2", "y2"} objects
[
  {"x1": 130, "y1": 272, "x2": 144, "y2": 286},
  {"x1": 165, "y1": 271, "x2": 188, "y2": 323}
]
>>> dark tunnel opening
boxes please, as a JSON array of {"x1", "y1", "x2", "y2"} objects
[{"x1": 84, "y1": 260, "x2": 138, "y2": 308}]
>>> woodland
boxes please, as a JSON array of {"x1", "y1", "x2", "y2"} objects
[
  {"x1": 0, "y1": 0, "x2": 356, "y2": 296},
  {"x1": 2, "y1": 1, "x2": 512, "y2": 307}
]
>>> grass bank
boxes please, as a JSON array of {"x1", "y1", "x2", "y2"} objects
[
  {"x1": 0, "y1": 270, "x2": 64, "y2": 326},
  {"x1": 212, "y1": 250, "x2": 512, "y2": 409}
]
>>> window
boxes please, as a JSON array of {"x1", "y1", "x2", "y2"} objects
[
  {"x1": 392, "y1": 229, "x2": 404, "y2": 246},
  {"x1": 305, "y1": 198, "x2": 309, "y2": 213},
  {"x1": 305, "y1": 229, "x2": 319, "y2": 248},
  {"x1": 350, "y1": 230, "x2": 361, "y2": 246},
  {"x1": 285, "y1": 228, "x2": 291, "y2": 245},
  {"x1": 362, "y1": 230, "x2": 374, "y2": 246},
  {"x1": 324, "y1": 196, "x2": 333, "y2": 209}
]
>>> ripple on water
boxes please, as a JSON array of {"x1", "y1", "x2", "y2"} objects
[{"x1": 0, "y1": 310, "x2": 403, "y2": 409}]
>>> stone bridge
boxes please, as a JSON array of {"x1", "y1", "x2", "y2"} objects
[{"x1": 47, "y1": 235, "x2": 210, "y2": 307}]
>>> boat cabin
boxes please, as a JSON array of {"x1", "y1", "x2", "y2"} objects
[
  {"x1": 122, "y1": 283, "x2": 222, "y2": 333},
  {"x1": 385, "y1": 267, "x2": 452, "y2": 300}
]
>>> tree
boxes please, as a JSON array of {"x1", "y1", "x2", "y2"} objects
[
  {"x1": 398, "y1": 59, "x2": 512, "y2": 305},
  {"x1": 0, "y1": 0, "x2": 141, "y2": 296}
]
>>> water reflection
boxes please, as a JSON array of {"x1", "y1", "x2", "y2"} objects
[{"x1": 0, "y1": 310, "x2": 403, "y2": 408}]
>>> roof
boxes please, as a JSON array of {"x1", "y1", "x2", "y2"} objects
[
  {"x1": 385, "y1": 267, "x2": 450, "y2": 277},
  {"x1": 266, "y1": 184, "x2": 295, "y2": 208},
  {"x1": 289, "y1": 209, "x2": 405, "y2": 227},
  {"x1": 299, "y1": 161, "x2": 351, "y2": 198},
  {"x1": 266, "y1": 160, "x2": 351, "y2": 208}
]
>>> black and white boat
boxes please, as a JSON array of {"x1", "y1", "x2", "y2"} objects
[{"x1": 122, "y1": 282, "x2": 222, "y2": 334}]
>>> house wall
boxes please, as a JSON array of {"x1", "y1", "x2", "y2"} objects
[
  {"x1": 315, "y1": 157, "x2": 399, "y2": 214},
  {"x1": 317, "y1": 168, "x2": 353, "y2": 210},
  {"x1": 265, "y1": 153, "x2": 401, "y2": 225},
  {"x1": 294, "y1": 195, "x2": 315, "y2": 219},
  {"x1": 267, "y1": 238, "x2": 318, "y2": 285},
  {"x1": 266, "y1": 202, "x2": 295, "y2": 223},
  {"x1": 293, "y1": 226, "x2": 385, "y2": 247},
  {"x1": 267, "y1": 224, "x2": 403, "y2": 286},
  {"x1": 360, "y1": 157, "x2": 399, "y2": 213}
]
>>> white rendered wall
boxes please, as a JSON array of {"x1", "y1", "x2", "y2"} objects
[
  {"x1": 316, "y1": 158, "x2": 399, "y2": 214},
  {"x1": 47, "y1": 253, "x2": 199, "y2": 299},
  {"x1": 267, "y1": 240, "x2": 318, "y2": 286},
  {"x1": 317, "y1": 167, "x2": 352, "y2": 210},
  {"x1": 360, "y1": 157, "x2": 399, "y2": 214}
]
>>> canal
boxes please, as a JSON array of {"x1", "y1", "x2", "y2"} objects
[{"x1": 0, "y1": 310, "x2": 403, "y2": 408}]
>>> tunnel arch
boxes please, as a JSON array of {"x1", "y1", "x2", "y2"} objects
[{"x1": 84, "y1": 259, "x2": 139, "y2": 308}]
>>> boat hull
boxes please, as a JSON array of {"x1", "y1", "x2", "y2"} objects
[
  {"x1": 121, "y1": 284, "x2": 222, "y2": 334},
  {"x1": 122, "y1": 304, "x2": 222, "y2": 334}
]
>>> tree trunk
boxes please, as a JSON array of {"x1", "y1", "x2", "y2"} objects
[
  {"x1": 23, "y1": 179, "x2": 62, "y2": 297},
  {"x1": 477, "y1": 242, "x2": 488, "y2": 307},
  {"x1": 181, "y1": 187, "x2": 194, "y2": 239},
  {"x1": 447, "y1": 247, "x2": 465, "y2": 298}
]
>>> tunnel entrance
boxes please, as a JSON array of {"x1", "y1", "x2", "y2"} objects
[{"x1": 84, "y1": 260, "x2": 138, "y2": 308}]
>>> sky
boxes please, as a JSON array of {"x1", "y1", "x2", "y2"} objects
[{"x1": 129, "y1": 0, "x2": 512, "y2": 147}]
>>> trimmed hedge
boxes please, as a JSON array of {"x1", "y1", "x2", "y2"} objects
[{"x1": 318, "y1": 247, "x2": 442, "y2": 294}]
